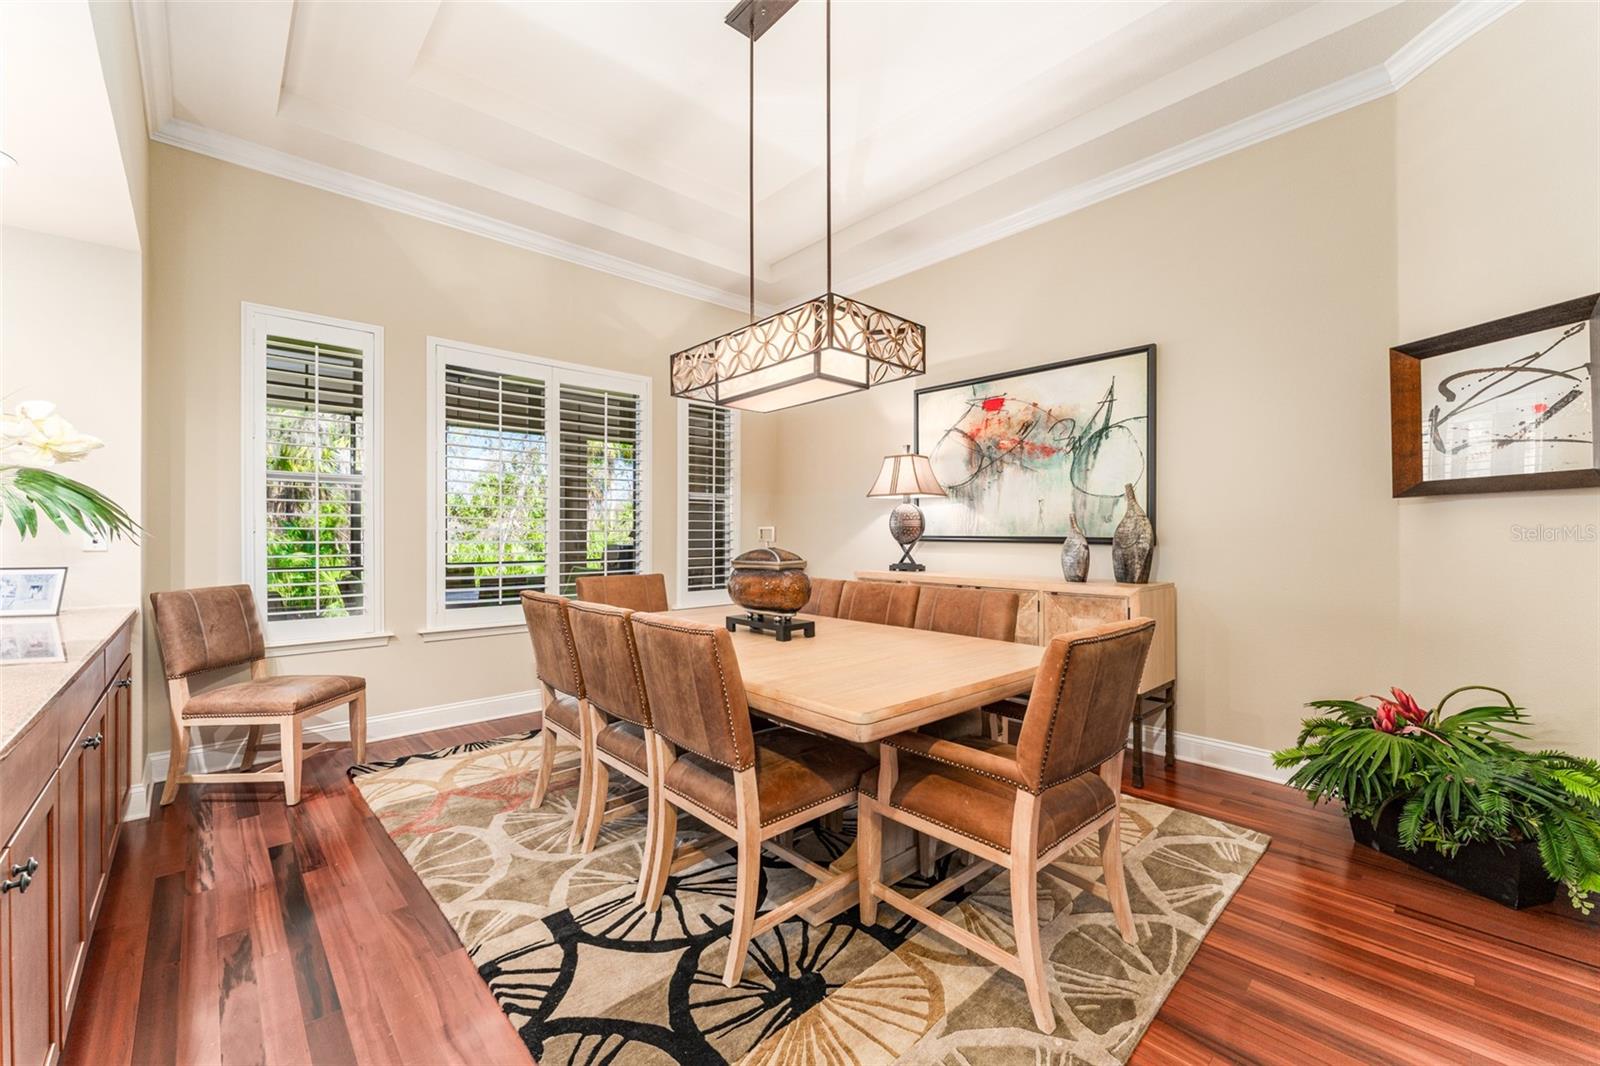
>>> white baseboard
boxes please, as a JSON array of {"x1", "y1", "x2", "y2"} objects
[
  {"x1": 122, "y1": 693, "x2": 1286, "y2": 820},
  {"x1": 124, "y1": 688, "x2": 541, "y2": 820},
  {"x1": 1136, "y1": 723, "x2": 1290, "y2": 784}
]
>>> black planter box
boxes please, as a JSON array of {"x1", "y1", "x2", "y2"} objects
[{"x1": 1348, "y1": 803, "x2": 1558, "y2": 909}]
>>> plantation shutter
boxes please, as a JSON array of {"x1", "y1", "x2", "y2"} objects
[
  {"x1": 556, "y1": 378, "x2": 645, "y2": 596},
  {"x1": 684, "y1": 402, "x2": 736, "y2": 594},
  {"x1": 262, "y1": 335, "x2": 368, "y2": 624},
  {"x1": 442, "y1": 364, "x2": 549, "y2": 612}
]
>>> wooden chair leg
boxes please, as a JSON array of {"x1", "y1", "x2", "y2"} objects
[
  {"x1": 1010, "y1": 793, "x2": 1054, "y2": 1033},
  {"x1": 570, "y1": 731, "x2": 595, "y2": 852},
  {"x1": 160, "y1": 722, "x2": 191, "y2": 806},
  {"x1": 239, "y1": 725, "x2": 263, "y2": 771},
  {"x1": 643, "y1": 798, "x2": 677, "y2": 914},
  {"x1": 531, "y1": 727, "x2": 556, "y2": 808},
  {"x1": 636, "y1": 736, "x2": 661, "y2": 905},
  {"x1": 721, "y1": 832, "x2": 762, "y2": 988},
  {"x1": 917, "y1": 832, "x2": 937, "y2": 878},
  {"x1": 1101, "y1": 809, "x2": 1136, "y2": 944},
  {"x1": 857, "y1": 798, "x2": 882, "y2": 925},
  {"x1": 350, "y1": 691, "x2": 367, "y2": 764},
  {"x1": 580, "y1": 759, "x2": 610, "y2": 854},
  {"x1": 282, "y1": 716, "x2": 304, "y2": 806}
]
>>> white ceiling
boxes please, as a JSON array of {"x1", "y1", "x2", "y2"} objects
[
  {"x1": 2, "y1": 1, "x2": 140, "y2": 250},
  {"x1": 133, "y1": 0, "x2": 1513, "y2": 310}
]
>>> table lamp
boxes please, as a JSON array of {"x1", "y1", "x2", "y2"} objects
[{"x1": 867, "y1": 445, "x2": 947, "y2": 571}]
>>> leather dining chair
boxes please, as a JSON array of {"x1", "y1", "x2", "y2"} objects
[
  {"x1": 836, "y1": 580, "x2": 920, "y2": 627},
  {"x1": 799, "y1": 577, "x2": 846, "y2": 617},
  {"x1": 148, "y1": 585, "x2": 366, "y2": 807},
  {"x1": 913, "y1": 585, "x2": 1019, "y2": 643},
  {"x1": 857, "y1": 617, "x2": 1156, "y2": 1033},
  {"x1": 630, "y1": 612, "x2": 876, "y2": 987},
  {"x1": 574, "y1": 572, "x2": 670, "y2": 612},
  {"x1": 521, "y1": 590, "x2": 592, "y2": 848},
  {"x1": 566, "y1": 601, "x2": 658, "y2": 879}
]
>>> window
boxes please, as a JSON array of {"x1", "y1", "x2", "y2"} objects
[
  {"x1": 426, "y1": 339, "x2": 651, "y2": 630},
  {"x1": 242, "y1": 304, "x2": 383, "y2": 646},
  {"x1": 679, "y1": 401, "x2": 739, "y2": 606}
]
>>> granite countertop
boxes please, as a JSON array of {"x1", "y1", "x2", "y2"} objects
[{"x1": 0, "y1": 606, "x2": 136, "y2": 756}]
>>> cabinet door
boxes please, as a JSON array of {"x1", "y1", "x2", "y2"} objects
[
  {"x1": 111, "y1": 660, "x2": 132, "y2": 828},
  {"x1": 1, "y1": 783, "x2": 61, "y2": 1066},
  {"x1": 55, "y1": 741, "x2": 86, "y2": 1028},
  {"x1": 79, "y1": 699, "x2": 108, "y2": 930},
  {"x1": 1040, "y1": 592, "x2": 1130, "y2": 639}
]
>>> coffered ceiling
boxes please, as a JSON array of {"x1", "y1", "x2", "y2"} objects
[{"x1": 132, "y1": 0, "x2": 1514, "y2": 310}]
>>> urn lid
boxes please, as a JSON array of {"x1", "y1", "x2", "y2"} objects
[{"x1": 730, "y1": 546, "x2": 808, "y2": 572}]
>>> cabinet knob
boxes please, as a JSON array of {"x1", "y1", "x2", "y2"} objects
[
  {"x1": 12, "y1": 857, "x2": 38, "y2": 877},
  {"x1": 0, "y1": 872, "x2": 29, "y2": 894},
  {"x1": 114, "y1": 677, "x2": 133, "y2": 689},
  {"x1": 3, "y1": 857, "x2": 39, "y2": 892},
  {"x1": 80, "y1": 733, "x2": 104, "y2": 749}
]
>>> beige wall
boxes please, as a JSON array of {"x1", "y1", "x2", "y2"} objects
[
  {"x1": 772, "y1": 101, "x2": 1402, "y2": 756},
  {"x1": 1, "y1": 226, "x2": 143, "y2": 609},
  {"x1": 144, "y1": 144, "x2": 778, "y2": 756},
  {"x1": 772, "y1": 2, "x2": 1600, "y2": 760},
  {"x1": 86, "y1": 0, "x2": 148, "y2": 247},
  {"x1": 1394, "y1": 2, "x2": 1600, "y2": 756}
]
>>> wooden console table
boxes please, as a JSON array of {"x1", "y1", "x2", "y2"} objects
[{"x1": 856, "y1": 571, "x2": 1176, "y2": 786}]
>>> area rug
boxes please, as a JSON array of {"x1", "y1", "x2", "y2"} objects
[{"x1": 350, "y1": 733, "x2": 1267, "y2": 1065}]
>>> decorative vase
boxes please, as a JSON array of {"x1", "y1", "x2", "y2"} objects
[
  {"x1": 1060, "y1": 513, "x2": 1089, "y2": 582},
  {"x1": 726, "y1": 546, "x2": 812, "y2": 615},
  {"x1": 1111, "y1": 484, "x2": 1153, "y2": 583}
]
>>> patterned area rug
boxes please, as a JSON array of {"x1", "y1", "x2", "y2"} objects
[{"x1": 350, "y1": 733, "x2": 1267, "y2": 1065}]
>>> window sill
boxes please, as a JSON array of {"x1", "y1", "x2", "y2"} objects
[
  {"x1": 266, "y1": 632, "x2": 396, "y2": 658},
  {"x1": 418, "y1": 623, "x2": 527, "y2": 643}
]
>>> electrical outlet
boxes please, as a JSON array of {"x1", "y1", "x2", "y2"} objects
[
  {"x1": 83, "y1": 529, "x2": 109, "y2": 552},
  {"x1": 757, "y1": 525, "x2": 776, "y2": 544}
]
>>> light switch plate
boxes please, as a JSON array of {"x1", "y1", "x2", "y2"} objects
[{"x1": 757, "y1": 525, "x2": 776, "y2": 544}]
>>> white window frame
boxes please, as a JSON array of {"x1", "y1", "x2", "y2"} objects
[
  {"x1": 677, "y1": 400, "x2": 740, "y2": 608},
  {"x1": 424, "y1": 337, "x2": 653, "y2": 635},
  {"x1": 241, "y1": 302, "x2": 385, "y2": 650}
]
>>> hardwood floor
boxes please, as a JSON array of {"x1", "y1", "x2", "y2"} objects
[{"x1": 65, "y1": 718, "x2": 1598, "y2": 1066}]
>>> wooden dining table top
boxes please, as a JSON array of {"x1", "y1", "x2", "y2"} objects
[{"x1": 667, "y1": 606, "x2": 1045, "y2": 742}]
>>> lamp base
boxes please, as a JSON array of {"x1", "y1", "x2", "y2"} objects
[
  {"x1": 888, "y1": 560, "x2": 926, "y2": 572},
  {"x1": 887, "y1": 500, "x2": 928, "y2": 574}
]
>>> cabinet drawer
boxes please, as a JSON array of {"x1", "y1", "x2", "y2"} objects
[
  {"x1": 51, "y1": 657, "x2": 105, "y2": 765},
  {"x1": 101, "y1": 620, "x2": 132, "y2": 689}
]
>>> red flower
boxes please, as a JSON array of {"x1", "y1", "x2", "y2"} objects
[
  {"x1": 1390, "y1": 688, "x2": 1427, "y2": 724},
  {"x1": 1374, "y1": 701, "x2": 1401, "y2": 733}
]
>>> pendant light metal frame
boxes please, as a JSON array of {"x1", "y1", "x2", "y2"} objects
[{"x1": 670, "y1": 0, "x2": 926, "y2": 413}]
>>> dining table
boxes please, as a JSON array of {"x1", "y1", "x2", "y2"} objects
[{"x1": 666, "y1": 605, "x2": 1046, "y2": 922}]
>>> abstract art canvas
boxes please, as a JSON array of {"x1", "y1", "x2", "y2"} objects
[
  {"x1": 1391, "y1": 295, "x2": 1599, "y2": 496},
  {"x1": 914, "y1": 345, "x2": 1154, "y2": 542}
]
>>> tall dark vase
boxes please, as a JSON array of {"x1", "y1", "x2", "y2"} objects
[
  {"x1": 1111, "y1": 484, "x2": 1153, "y2": 583},
  {"x1": 1060, "y1": 513, "x2": 1090, "y2": 582}
]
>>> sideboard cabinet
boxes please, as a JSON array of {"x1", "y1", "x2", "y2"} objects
[
  {"x1": 0, "y1": 609, "x2": 135, "y2": 1066},
  {"x1": 856, "y1": 571, "x2": 1176, "y2": 786}
]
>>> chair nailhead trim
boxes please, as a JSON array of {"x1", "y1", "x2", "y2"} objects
[
  {"x1": 1034, "y1": 620, "x2": 1157, "y2": 791},
  {"x1": 885, "y1": 741, "x2": 1025, "y2": 789}
]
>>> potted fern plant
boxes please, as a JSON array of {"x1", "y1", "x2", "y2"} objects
[
  {"x1": 1273, "y1": 686, "x2": 1600, "y2": 912},
  {"x1": 1, "y1": 401, "x2": 138, "y2": 542}
]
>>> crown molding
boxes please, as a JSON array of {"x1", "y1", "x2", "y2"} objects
[
  {"x1": 149, "y1": 119, "x2": 751, "y2": 313},
  {"x1": 134, "y1": 0, "x2": 1519, "y2": 313}
]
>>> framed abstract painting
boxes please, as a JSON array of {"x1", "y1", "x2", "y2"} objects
[
  {"x1": 1390, "y1": 294, "x2": 1598, "y2": 496},
  {"x1": 913, "y1": 345, "x2": 1155, "y2": 543}
]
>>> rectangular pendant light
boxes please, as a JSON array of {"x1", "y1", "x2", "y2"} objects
[{"x1": 670, "y1": 292, "x2": 925, "y2": 413}]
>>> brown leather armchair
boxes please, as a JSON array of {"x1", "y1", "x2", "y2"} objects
[
  {"x1": 799, "y1": 576, "x2": 846, "y2": 617},
  {"x1": 836, "y1": 580, "x2": 920, "y2": 627},
  {"x1": 630, "y1": 612, "x2": 875, "y2": 987},
  {"x1": 574, "y1": 572, "x2": 669, "y2": 612},
  {"x1": 520, "y1": 590, "x2": 591, "y2": 849},
  {"x1": 148, "y1": 585, "x2": 366, "y2": 807},
  {"x1": 912, "y1": 585, "x2": 1019, "y2": 642},
  {"x1": 858, "y1": 617, "x2": 1155, "y2": 1033}
]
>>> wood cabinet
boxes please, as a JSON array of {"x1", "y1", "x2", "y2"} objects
[{"x1": 0, "y1": 611, "x2": 134, "y2": 1066}]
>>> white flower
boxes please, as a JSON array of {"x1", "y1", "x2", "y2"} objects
[{"x1": 0, "y1": 401, "x2": 103, "y2": 467}]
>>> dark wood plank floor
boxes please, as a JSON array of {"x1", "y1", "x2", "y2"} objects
[{"x1": 65, "y1": 718, "x2": 1598, "y2": 1066}]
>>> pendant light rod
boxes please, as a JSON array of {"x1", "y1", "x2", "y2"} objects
[
  {"x1": 825, "y1": 0, "x2": 832, "y2": 300},
  {"x1": 749, "y1": 21, "x2": 756, "y2": 323}
]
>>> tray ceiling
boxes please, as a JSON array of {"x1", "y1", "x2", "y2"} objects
[{"x1": 133, "y1": 1, "x2": 1513, "y2": 309}]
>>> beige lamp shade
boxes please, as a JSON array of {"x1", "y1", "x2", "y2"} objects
[{"x1": 867, "y1": 449, "x2": 947, "y2": 499}]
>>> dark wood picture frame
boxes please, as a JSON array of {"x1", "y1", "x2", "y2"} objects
[
  {"x1": 1390, "y1": 294, "x2": 1599, "y2": 497},
  {"x1": 913, "y1": 344, "x2": 1156, "y2": 544}
]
